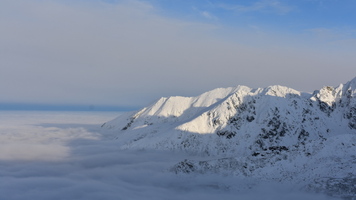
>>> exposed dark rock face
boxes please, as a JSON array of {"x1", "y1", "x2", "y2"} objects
[{"x1": 102, "y1": 77, "x2": 356, "y2": 198}]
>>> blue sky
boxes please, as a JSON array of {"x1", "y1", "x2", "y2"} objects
[
  {"x1": 151, "y1": 0, "x2": 355, "y2": 31},
  {"x1": 0, "y1": 0, "x2": 355, "y2": 109}
]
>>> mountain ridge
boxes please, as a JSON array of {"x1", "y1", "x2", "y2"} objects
[
  {"x1": 102, "y1": 78, "x2": 356, "y2": 198},
  {"x1": 103, "y1": 77, "x2": 356, "y2": 198},
  {"x1": 103, "y1": 78, "x2": 355, "y2": 149}
]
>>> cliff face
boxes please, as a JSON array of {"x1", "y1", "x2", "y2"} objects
[
  {"x1": 103, "y1": 78, "x2": 355, "y2": 155},
  {"x1": 102, "y1": 78, "x2": 356, "y2": 196}
]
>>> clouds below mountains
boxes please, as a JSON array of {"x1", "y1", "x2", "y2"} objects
[{"x1": 0, "y1": 111, "x2": 336, "y2": 200}]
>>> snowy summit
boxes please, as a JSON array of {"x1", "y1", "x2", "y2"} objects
[{"x1": 102, "y1": 78, "x2": 356, "y2": 198}]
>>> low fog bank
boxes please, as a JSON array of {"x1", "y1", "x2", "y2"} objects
[{"x1": 0, "y1": 112, "x2": 336, "y2": 200}]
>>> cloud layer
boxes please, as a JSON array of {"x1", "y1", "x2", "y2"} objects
[
  {"x1": 1, "y1": 0, "x2": 355, "y2": 107},
  {"x1": 0, "y1": 111, "x2": 336, "y2": 200},
  {"x1": 218, "y1": 0, "x2": 293, "y2": 15}
]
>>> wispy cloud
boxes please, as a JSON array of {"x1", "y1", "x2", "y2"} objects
[
  {"x1": 219, "y1": 0, "x2": 293, "y2": 15},
  {"x1": 0, "y1": 0, "x2": 355, "y2": 107},
  {"x1": 200, "y1": 11, "x2": 218, "y2": 20}
]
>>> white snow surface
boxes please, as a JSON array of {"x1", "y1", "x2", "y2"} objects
[
  {"x1": 103, "y1": 77, "x2": 356, "y2": 198},
  {"x1": 1, "y1": 111, "x2": 337, "y2": 200}
]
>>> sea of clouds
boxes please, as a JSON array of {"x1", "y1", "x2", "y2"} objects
[{"x1": 0, "y1": 111, "x2": 336, "y2": 200}]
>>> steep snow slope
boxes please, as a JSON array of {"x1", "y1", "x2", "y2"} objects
[
  {"x1": 103, "y1": 78, "x2": 355, "y2": 154},
  {"x1": 102, "y1": 77, "x2": 356, "y2": 198}
]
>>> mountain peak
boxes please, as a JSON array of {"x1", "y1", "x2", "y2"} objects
[
  {"x1": 103, "y1": 77, "x2": 355, "y2": 146},
  {"x1": 262, "y1": 85, "x2": 300, "y2": 97},
  {"x1": 102, "y1": 78, "x2": 356, "y2": 197},
  {"x1": 345, "y1": 76, "x2": 356, "y2": 94}
]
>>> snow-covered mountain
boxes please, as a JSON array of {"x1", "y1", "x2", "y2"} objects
[{"x1": 102, "y1": 77, "x2": 356, "y2": 198}]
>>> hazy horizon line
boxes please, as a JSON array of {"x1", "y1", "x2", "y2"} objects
[{"x1": 0, "y1": 103, "x2": 139, "y2": 112}]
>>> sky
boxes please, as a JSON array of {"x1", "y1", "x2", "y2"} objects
[{"x1": 1, "y1": 0, "x2": 356, "y2": 109}]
